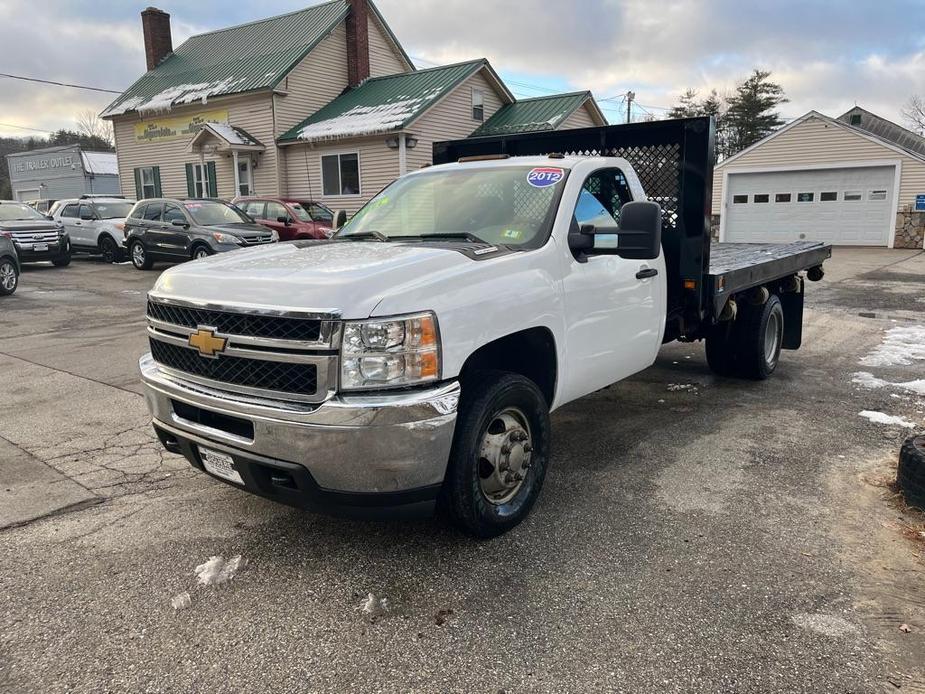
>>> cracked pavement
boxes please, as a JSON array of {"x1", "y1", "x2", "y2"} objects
[{"x1": 1, "y1": 251, "x2": 924, "y2": 693}]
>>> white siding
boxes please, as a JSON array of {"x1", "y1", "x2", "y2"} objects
[
  {"x1": 284, "y1": 138, "x2": 400, "y2": 215},
  {"x1": 405, "y1": 70, "x2": 506, "y2": 172},
  {"x1": 274, "y1": 23, "x2": 349, "y2": 137},
  {"x1": 713, "y1": 116, "x2": 925, "y2": 216},
  {"x1": 112, "y1": 92, "x2": 279, "y2": 199},
  {"x1": 367, "y1": 14, "x2": 408, "y2": 78},
  {"x1": 559, "y1": 103, "x2": 598, "y2": 130}
]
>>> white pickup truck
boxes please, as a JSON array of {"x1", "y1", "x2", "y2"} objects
[{"x1": 140, "y1": 118, "x2": 830, "y2": 537}]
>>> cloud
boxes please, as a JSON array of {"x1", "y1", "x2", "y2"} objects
[{"x1": 0, "y1": 0, "x2": 923, "y2": 137}]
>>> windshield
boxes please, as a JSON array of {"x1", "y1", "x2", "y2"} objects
[
  {"x1": 183, "y1": 201, "x2": 250, "y2": 226},
  {"x1": 0, "y1": 202, "x2": 45, "y2": 222},
  {"x1": 337, "y1": 165, "x2": 568, "y2": 247},
  {"x1": 291, "y1": 202, "x2": 333, "y2": 224},
  {"x1": 94, "y1": 201, "x2": 134, "y2": 219}
]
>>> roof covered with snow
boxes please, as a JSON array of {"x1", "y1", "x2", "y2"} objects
[
  {"x1": 278, "y1": 60, "x2": 495, "y2": 143},
  {"x1": 101, "y1": 0, "x2": 411, "y2": 118},
  {"x1": 471, "y1": 91, "x2": 605, "y2": 137},
  {"x1": 80, "y1": 151, "x2": 119, "y2": 176},
  {"x1": 201, "y1": 123, "x2": 262, "y2": 147}
]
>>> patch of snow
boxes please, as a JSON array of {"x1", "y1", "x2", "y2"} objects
[
  {"x1": 205, "y1": 123, "x2": 257, "y2": 146},
  {"x1": 102, "y1": 78, "x2": 246, "y2": 117},
  {"x1": 859, "y1": 325, "x2": 925, "y2": 367},
  {"x1": 360, "y1": 592, "x2": 389, "y2": 620},
  {"x1": 858, "y1": 410, "x2": 916, "y2": 428},
  {"x1": 80, "y1": 151, "x2": 119, "y2": 176},
  {"x1": 170, "y1": 591, "x2": 192, "y2": 610},
  {"x1": 852, "y1": 371, "x2": 925, "y2": 396},
  {"x1": 791, "y1": 612, "x2": 858, "y2": 638},
  {"x1": 295, "y1": 90, "x2": 443, "y2": 142},
  {"x1": 194, "y1": 554, "x2": 246, "y2": 586},
  {"x1": 667, "y1": 383, "x2": 699, "y2": 393}
]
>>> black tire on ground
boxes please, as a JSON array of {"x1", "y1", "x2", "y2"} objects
[
  {"x1": 130, "y1": 240, "x2": 153, "y2": 270},
  {"x1": 438, "y1": 370, "x2": 551, "y2": 538},
  {"x1": 191, "y1": 244, "x2": 213, "y2": 260},
  {"x1": 898, "y1": 434, "x2": 925, "y2": 511},
  {"x1": 734, "y1": 294, "x2": 784, "y2": 380},
  {"x1": 52, "y1": 249, "x2": 71, "y2": 267},
  {"x1": 0, "y1": 257, "x2": 18, "y2": 296},
  {"x1": 705, "y1": 321, "x2": 740, "y2": 377},
  {"x1": 99, "y1": 235, "x2": 122, "y2": 263}
]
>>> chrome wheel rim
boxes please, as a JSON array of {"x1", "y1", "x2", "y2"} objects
[
  {"x1": 0, "y1": 262, "x2": 16, "y2": 291},
  {"x1": 195, "y1": 248, "x2": 208, "y2": 259},
  {"x1": 765, "y1": 310, "x2": 781, "y2": 364},
  {"x1": 132, "y1": 243, "x2": 145, "y2": 266},
  {"x1": 478, "y1": 407, "x2": 533, "y2": 505}
]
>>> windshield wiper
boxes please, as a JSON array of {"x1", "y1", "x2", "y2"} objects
[
  {"x1": 406, "y1": 232, "x2": 489, "y2": 244},
  {"x1": 341, "y1": 230, "x2": 389, "y2": 242}
]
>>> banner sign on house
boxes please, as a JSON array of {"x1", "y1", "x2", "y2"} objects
[{"x1": 134, "y1": 109, "x2": 229, "y2": 144}]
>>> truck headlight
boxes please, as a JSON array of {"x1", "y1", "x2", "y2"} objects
[{"x1": 341, "y1": 312, "x2": 440, "y2": 390}]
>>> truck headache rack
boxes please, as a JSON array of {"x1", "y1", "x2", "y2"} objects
[{"x1": 434, "y1": 117, "x2": 715, "y2": 334}]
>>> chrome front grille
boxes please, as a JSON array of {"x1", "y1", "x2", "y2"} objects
[
  {"x1": 240, "y1": 233, "x2": 274, "y2": 246},
  {"x1": 145, "y1": 296, "x2": 340, "y2": 403},
  {"x1": 11, "y1": 230, "x2": 59, "y2": 243}
]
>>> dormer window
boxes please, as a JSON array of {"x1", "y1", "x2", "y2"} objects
[{"x1": 472, "y1": 89, "x2": 484, "y2": 121}]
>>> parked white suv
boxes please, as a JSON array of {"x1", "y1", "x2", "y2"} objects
[{"x1": 54, "y1": 196, "x2": 135, "y2": 263}]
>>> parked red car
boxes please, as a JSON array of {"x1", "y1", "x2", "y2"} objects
[{"x1": 233, "y1": 197, "x2": 335, "y2": 240}]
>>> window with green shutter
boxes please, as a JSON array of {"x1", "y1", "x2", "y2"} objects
[
  {"x1": 134, "y1": 166, "x2": 160, "y2": 199},
  {"x1": 186, "y1": 162, "x2": 217, "y2": 197}
]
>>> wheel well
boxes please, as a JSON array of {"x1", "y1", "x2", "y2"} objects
[
  {"x1": 460, "y1": 327, "x2": 557, "y2": 406},
  {"x1": 97, "y1": 233, "x2": 117, "y2": 248},
  {"x1": 190, "y1": 241, "x2": 209, "y2": 256}
]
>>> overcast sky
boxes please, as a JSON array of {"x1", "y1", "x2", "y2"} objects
[{"x1": 0, "y1": 0, "x2": 923, "y2": 138}]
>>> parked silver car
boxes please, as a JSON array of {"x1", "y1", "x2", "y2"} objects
[{"x1": 54, "y1": 196, "x2": 135, "y2": 263}]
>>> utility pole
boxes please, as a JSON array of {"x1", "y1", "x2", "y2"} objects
[{"x1": 626, "y1": 91, "x2": 635, "y2": 124}]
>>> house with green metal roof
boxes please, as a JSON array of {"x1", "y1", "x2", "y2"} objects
[
  {"x1": 103, "y1": 0, "x2": 414, "y2": 201},
  {"x1": 470, "y1": 91, "x2": 607, "y2": 138}
]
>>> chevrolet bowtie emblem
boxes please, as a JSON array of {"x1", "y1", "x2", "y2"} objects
[{"x1": 188, "y1": 327, "x2": 227, "y2": 357}]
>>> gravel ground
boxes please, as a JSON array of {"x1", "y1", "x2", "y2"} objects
[{"x1": 1, "y1": 249, "x2": 923, "y2": 693}]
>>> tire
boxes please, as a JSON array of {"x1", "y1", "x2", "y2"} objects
[
  {"x1": 735, "y1": 294, "x2": 784, "y2": 380},
  {"x1": 705, "y1": 322, "x2": 740, "y2": 377},
  {"x1": 99, "y1": 235, "x2": 122, "y2": 264},
  {"x1": 52, "y1": 250, "x2": 71, "y2": 267},
  {"x1": 898, "y1": 434, "x2": 925, "y2": 511},
  {"x1": 0, "y1": 258, "x2": 18, "y2": 296},
  {"x1": 191, "y1": 244, "x2": 213, "y2": 260},
  {"x1": 439, "y1": 371, "x2": 551, "y2": 538},
  {"x1": 130, "y1": 240, "x2": 153, "y2": 270}
]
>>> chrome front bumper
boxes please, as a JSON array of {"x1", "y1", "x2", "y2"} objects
[{"x1": 139, "y1": 354, "x2": 459, "y2": 495}]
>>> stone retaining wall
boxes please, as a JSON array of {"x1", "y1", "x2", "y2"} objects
[{"x1": 894, "y1": 207, "x2": 925, "y2": 249}]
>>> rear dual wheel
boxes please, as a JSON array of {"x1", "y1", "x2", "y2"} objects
[{"x1": 706, "y1": 294, "x2": 784, "y2": 380}]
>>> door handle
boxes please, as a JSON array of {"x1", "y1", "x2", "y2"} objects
[{"x1": 636, "y1": 268, "x2": 658, "y2": 280}]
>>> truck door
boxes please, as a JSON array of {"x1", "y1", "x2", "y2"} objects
[{"x1": 560, "y1": 167, "x2": 664, "y2": 401}]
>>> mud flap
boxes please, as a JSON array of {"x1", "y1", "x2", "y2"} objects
[{"x1": 780, "y1": 277, "x2": 804, "y2": 350}]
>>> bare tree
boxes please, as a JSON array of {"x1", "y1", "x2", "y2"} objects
[
  {"x1": 75, "y1": 109, "x2": 113, "y2": 146},
  {"x1": 902, "y1": 95, "x2": 925, "y2": 135}
]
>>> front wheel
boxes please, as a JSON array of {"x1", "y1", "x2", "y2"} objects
[
  {"x1": 130, "y1": 240, "x2": 153, "y2": 270},
  {"x1": 192, "y1": 245, "x2": 213, "y2": 260},
  {"x1": 99, "y1": 236, "x2": 122, "y2": 263},
  {"x1": 0, "y1": 258, "x2": 18, "y2": 295},
  {"x1": 439, "y1": 371, "x2": 551, "y2": 538}
]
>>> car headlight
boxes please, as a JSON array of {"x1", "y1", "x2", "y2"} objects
[
  {"x1": 341, "y1": 312, "x2": 440, "y2": 390},
  {"x1": 269, "y1": 229, "x2": 279, "y2": 242},
  {"x1": 211, "y1": 232, "x2": 242, "y2": 245},
  {"x1": 319, "y1": 226, "x2": 334, "y2": 238}
]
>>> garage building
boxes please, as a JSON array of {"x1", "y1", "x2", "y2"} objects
[{"x1": 712, "y1": 109, "x2": 925, "y2": 248}]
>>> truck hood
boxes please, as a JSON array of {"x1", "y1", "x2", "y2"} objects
[
  {"x1": 151, "y1": 240, "x2": 483, "y2": 319},
  {"x1": 0, "y1": 219, "x2": 60, "y2": 232}
]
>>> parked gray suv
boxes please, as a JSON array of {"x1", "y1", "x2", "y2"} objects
[
  {"x1": 0, "y1": 234, "x2": 20, "y2": 296},
  {"x1": 124, "y1": 198, "x2": 278, "y2": 270},
  {"x1": 0, "y1": 200, "x2": 71, "y2": 267}
]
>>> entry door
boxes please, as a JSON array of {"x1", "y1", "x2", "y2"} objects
[
  {"x1": 560, "y1": 168, "x2": 663, "y2": 402},
  {"x1": 237, "y1": 157, "x2": 253, "y2": 196}
]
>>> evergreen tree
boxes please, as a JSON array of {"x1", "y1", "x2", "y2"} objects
[
  {"x1": 667, "y1": 89, "x2": 701, "y2": 119},
  {"x1": 724, "y1": 70, "x2": 787, "y2": 155}
]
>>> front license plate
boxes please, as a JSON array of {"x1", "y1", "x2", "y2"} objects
[
  {"x1": 199, "y1": 446, "x2": 244, "y2": 485},
  {"x1": 32, "y1": 243, "x2": 48, "y2": 252}
]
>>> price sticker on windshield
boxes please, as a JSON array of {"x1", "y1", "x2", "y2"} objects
[{"x1": 526, "y1": 167, "x2": 564, "y2": 188}]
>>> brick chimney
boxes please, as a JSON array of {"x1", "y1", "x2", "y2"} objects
[
  {"x1": 346, "y1": 0, "x2": 370, "y2": 87},
  {"x1": 141, "y1": 7, "x2": 173, "y2": 71}
]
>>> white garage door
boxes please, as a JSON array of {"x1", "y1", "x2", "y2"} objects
[{"x1": 725, "y1": 166, "x2": 895, "y2": 245}]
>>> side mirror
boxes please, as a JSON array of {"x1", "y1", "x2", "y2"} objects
[
  {"x1": 276, "y1": 215, "x2": 291, "y2": 226},
  {"x1": 616, "y1": 201, "x2": 662, "y2": 260},
  {"x1": 333, "y1": 209, "x2": 348, "y2": 230},
  {"x1": 171, "y1": 219, "x2": 189, "y2": 228}
]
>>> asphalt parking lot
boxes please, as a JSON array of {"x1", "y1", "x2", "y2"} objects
[{"x1": 1, "y1": 249, "x2": 924, "y2": 693}]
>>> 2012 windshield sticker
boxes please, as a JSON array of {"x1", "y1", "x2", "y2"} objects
[{"x1": 527, "y1": 167, "x2": 564, "y2": 188}]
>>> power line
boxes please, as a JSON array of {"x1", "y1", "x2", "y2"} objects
[
  {"x1": 0, "y1": 72, "x2": 122, "y2": 94},
  {"x1": 0, "y1": 122, "x2": 55, "y2": 134}
]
